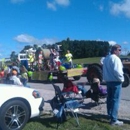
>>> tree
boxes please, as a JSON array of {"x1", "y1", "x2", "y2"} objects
[
  {"x1": 10, "y1": 51, "x2": 17, "y2": 62},
  {"x1": 20, "y1": 45, "x2": 33, "y2": 53},
  {"x1": 33, "y1": 44, "x2": 39, "y2": 50},
  {"x1": 41, "y1": 44, "x2": 47, "y2": 49}
]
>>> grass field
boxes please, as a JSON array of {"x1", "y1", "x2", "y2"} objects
[
  {"x1": 23, "y1": 113, "x2": 130, "y2": 130},
  {"x1": 73, "y1": 57, "x2": 101, "y2": 64}
]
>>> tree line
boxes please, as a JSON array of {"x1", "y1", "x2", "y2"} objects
[
  {"x1": 56, "y1": 38, "x2": 110, "y2": 59},
  {"x1": 10, "y1": 39, "x2": 110, "y2": 61}
]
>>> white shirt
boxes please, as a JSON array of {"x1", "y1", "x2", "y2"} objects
[
  {"x1": 10, "y1": 75, "x2": 23, "y2": 86},
  {"x1": 100, "y1": 57, "x2": 105, "y2": 65},
  {"x1": 103, "y1": 54, "x2": 124, "y2": 82}
]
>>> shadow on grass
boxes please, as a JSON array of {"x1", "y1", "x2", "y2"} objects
[
  {"x1": 28, "y1": 116, "x2": 57, "y2": 129},
  {"x1": 27, "y1": 113, "x2": 130, "y2": 129},
  {"x1": 25, "y1": 111, "x2": 130, "y2": 130},
  {"x1": 79, "y1": 112, "x2": 130, "y2": 125}
]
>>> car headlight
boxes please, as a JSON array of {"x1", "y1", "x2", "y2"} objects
[{"x1": 32, "y1": 90, "x2": 41, "y2": 98}]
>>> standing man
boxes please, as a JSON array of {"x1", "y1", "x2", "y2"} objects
[
  {"x1": 103, "y1": 44, "x2": 124, "y2": 125},
  {"x1": 65, "y1": 50, "x2": 73, "y2": 68}
]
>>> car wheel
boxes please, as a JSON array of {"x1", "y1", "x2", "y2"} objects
[
  {"x1": 73, "y1": 76, "x2": 81, "y2": 80},
  {"x1": 57, "y1": 71, "x2": 67, "y2": 83},
  {"x1": 0, "y1": 99, "x2": 30, "y2": 130},
  {"x1": 57, "y1": 73, "x2": 64, "y2": 83},
  {"x1": 122, "y1": 73, "x2": 130, "y2": 88}
]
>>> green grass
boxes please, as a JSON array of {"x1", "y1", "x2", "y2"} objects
[
  {"x1": 73, "y1": 57, "x2": 101, "y2": 64},
  {"x1": 73, "y1": 56, "x2": 130, "y2": 65},
  {"x1": 23, "y1": 114, "x2": 130, "y2": 130}
]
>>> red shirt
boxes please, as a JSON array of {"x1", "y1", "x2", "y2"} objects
[
  {"x1": 62, "y1": 80, "x2": 79, "y2": 94},
  {"x1": 0, "y1": 71, "x2": 4, "y2": 78}
]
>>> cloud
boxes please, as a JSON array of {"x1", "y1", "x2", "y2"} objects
[
  {"x1": 110, "y1": 0, "x2": 130, "y2": 18},
  {"x1": 14, "y1": 34, "x2": 58, "y2": 45},
  {"x1": 108, "y1": 41, "x2": 117, "y2": 46},
  {"x1": 47, "y1": 1, "x2": 57, "y2": 11},
  {"x1": 55, "y1": 0, "x2": 70, "y2": 6},
  {"x1": 123, "y1": 41, "x2": 129, "y2": 44},
  {"x1": 10, "y1": 0, "x2": 25, "y2": 4},
  {"x1": 47, "y1": 0, "x2": 70, "y2": 10}
]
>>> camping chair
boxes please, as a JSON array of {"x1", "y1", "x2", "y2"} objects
[
  {"x1": 50, "y1": 84, "x2": 84, "y2": 129},
  {"x1": 90, "y1": 83, "x2": 107, "y2": 105}
]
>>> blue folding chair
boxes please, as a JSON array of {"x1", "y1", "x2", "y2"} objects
[{"x1": 50, "y1": 84, "x2": 84, "y2": 129}]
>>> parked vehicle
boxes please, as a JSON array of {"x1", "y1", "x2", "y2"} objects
[
  {"x1": 31, "y1": 66, "x2": 87, "y2": 82},
  {"x1": 0, "y1": 84, "x2": 44, "y2": 130},
  {"x1": 86, "y1": 63, "x2": 130, "y2": 88}
]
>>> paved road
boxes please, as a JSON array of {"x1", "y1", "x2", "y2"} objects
[{"x1": 29, "y1": 77, "x2": 130, "y2": 120}]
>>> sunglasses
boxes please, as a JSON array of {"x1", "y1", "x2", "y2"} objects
[{"x1": 118, "y1": 49, "x2": 121, "y2": 51}]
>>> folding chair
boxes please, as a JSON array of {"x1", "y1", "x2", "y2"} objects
[
  {"x1": 50, "y1": 84, "x2": 84, "y2": 129},
  {"x1": 90, "y1": 83, "x2": 107, "y2": 105}
]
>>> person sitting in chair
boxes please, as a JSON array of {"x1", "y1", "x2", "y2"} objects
[
  {"x1": 92, "y1": 78, "x2": 107, "y2": 96},
  {"x1": 10, "y1": 68, "x2": 23, "y2": 86},
  {"x1": 62, "y1": 76, "x2": 87, "y2": 97},
  {"x1": 85, "y1": 78, "x2": 107, "y2": 103}
]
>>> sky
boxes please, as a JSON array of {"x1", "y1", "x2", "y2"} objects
[{"x1": 0, "y1": 0, "x2": 130, "y2": 58}]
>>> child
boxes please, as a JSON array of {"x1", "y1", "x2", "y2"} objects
[{"x1": 62, "y1": 76, "x2": 87, "y2": 97}]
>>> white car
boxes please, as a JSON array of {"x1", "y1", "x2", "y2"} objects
[{"x1": 0, "y1": 84, "x2": 44, "y2": 130}]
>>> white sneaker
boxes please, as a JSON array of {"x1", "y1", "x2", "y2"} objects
[
  {"x1": 111, "y1": 120, "x2": 123, "y2": 126},
  {"x1": 53, "y1": 109, "x2": 59, "y2": 115},
  {"x1": 73, "y1": 108, "x2": 79, "y2": 112}
]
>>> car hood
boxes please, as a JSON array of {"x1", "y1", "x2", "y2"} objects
[{"x1": 0, "y1": 84, "x2": 40, "y2": 107}]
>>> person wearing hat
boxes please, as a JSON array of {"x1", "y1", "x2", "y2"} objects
[
  {"x1": 12, "y1": 62, "x2": 20, "y2": 74},
  {"x1": 10, "y1": 68, "x2": 23, "y2": 86}
]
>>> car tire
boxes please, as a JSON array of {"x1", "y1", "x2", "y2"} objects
[
  {"x1": 122, "y1": 73, "x2": 130, "y2": 88},
  {"x1": 0, "y1": 99, "x2": 30, "y2": 130},
  {"x1": 73, "y1": 76, "x2": 81, "y2": 80},
  {"x1": 57, "y1": 73, "x2": 64, "y2": 83},
  {"x1": 86, "y1": 65, "x2": 103, "y2": 83},
  {"x1": 57, "y1": 71, "x2": 67, "y2": 83}
]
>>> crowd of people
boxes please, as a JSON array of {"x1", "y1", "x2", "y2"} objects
[
  {"x1": 0, "y1": 48, "x2": 74, "y2": 87},
  {"x1": 0, "y1": 63, "x2": 30, "y2": 87},
  {"x1": 27, "y1": 49, "x2": 74, "y2": 71},
  {"x1": 0, "y1": 44, "x2": 125, "y2": 126},
  {"x1": 60, "y1": 44, "x2": 124, "y2": 126}
]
